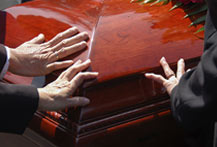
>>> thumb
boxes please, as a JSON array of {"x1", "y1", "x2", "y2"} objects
[
  {"x1": 66, "y1": 97, "x2": 90, "y2": 107},
  {"x1": 28, "y1": 33, "x2": 45, "y2": 44}
]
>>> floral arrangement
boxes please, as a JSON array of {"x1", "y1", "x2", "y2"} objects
[{"x1": 131, "y1": 0, "x2": 207, "y2": 33}]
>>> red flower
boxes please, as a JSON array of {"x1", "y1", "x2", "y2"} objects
[{"x1": 178, "y1": 0, "x2": 203, "y2": 4}]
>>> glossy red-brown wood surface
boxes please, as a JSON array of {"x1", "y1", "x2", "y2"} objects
[
  {"x1": 3, "y1": 0, "x2": 102, "y2": 62},
  {"x1": 90, "y1": 0, "x2": 203, "y2": 82},
  {"x1": 1, "y1": 0, "x2": 204, "y2": 146},
  {"x1": 2, "y1": 0, "x2": 203, "y2": 81},
  {"x1": 71, "y1": 0, "x2": 204, "y2": 123}
]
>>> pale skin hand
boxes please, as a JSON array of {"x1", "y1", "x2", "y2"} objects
[
  {"x1": 38, "y1": 59, "x2": 98, "y2": 111},
  {"x1": 9, "y1": 27, "x2": 89, "y2": 76},
  {"x1": 145, "y1": 57, "x2": 185, "y2": 95}
]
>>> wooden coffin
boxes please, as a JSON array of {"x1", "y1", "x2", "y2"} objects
[{"x1": 0, "y1": 0, "x2": 204, "y2": 146}]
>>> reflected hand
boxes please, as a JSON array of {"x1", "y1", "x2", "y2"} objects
[
  {"x1": 9, "y1": 27, "x2": 89, "y2": 76},
  {"x1": 145, "y1": 57, "x2": 185, "y2": 95},
  {"x1": 38, "y1": 59, "x2": 98, "y2": 111}
]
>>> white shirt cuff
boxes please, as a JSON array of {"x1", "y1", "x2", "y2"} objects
[{"x1": 0, "y1": 46, "x2": 10, "y2": 79}]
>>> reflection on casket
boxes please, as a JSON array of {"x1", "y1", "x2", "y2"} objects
[{"x1": 1, "y1": 0, "x2": 204, "y2": 146}]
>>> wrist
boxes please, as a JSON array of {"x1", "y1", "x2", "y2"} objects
[
  {"x1": 37, "y1": 88, "x2": 51, "y2": 111},
  {"x1": 8, "y1": 49, "x2": 19, "y2": 73}
]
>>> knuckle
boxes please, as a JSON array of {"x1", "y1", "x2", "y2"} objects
[
  {"x1": 52, "y1": 64, "x2": 57, "y2": 70},
  {"x1": 61, "y1": 47, "x2": 65, "y2": 53},
  {"x1": 71, "y1": 66, "x2": 79, "y2": 72},
  {"x1": 62, "y1": 39, "x2": 68, "y2": 45}
]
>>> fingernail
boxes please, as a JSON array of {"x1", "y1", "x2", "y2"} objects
[
  {"x1": 160, "y1": 57, "x2": 165, "y2": 62},
  {"x1": 86, "y1": 59, "x2": 91, "y2": 63},
  {"x1": 81, "y1": 41, "x2": 87, "y2": 45},
  {"x1": 77, "y1": 59, "x2": 82, "y2": 63},
  {"x1": 66, "y1": 60, "x2": 74, "y2": 63},
  {"x1": 82, "y1": 32, "x2": 89, "y2": 36},
  {"x1": 80, "y1": 41, "x2": 87, "y2": 48},
  {"x1": 71, "y1": 26, "x2": 78, "y2": 31},
  {"x1": 82, "y1": 98, "x2": 90, "y2": 106},
  {"x1": 38, "y1": 33, "x2": 44, "y2": 38},
  {"x1": 145, "y1": 73, "x2": 151, "y2": 76}
]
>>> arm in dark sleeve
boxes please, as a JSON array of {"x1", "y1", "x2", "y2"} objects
[
  {"x1": 171, "y1": 33, "x2": 217, "y2": 131},
  {"x1": 0, "y1": 82, "x2": 39, "y2": 134},
  {"x1": 0, "y1": 44, "x2": 7, "y2": 73},
  {"x1": 170, "y1": 0, "x2": 217, "y2": 132}
]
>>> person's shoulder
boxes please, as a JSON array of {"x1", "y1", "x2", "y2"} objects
[{"x1": 206, "y1": 0, "x2": 217, "y2": 30}]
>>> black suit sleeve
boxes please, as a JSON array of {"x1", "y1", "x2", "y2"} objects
[
  {"x1": 0, "y1": 83, "x2": 39, "y2": 134},
  {"x1": 0, "y1": 44, "x2": 39, "y2": 134},
  {"x1": 0, "y1": 44, "x2": 7, "y2": 72},
  {"x1": 171, "y1": 0, "x2": 217, "y2": 132}
]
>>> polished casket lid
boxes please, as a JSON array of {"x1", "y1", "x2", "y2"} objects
[{"x1": 1, "y1": 0, "x2": 203, "y2": 133}]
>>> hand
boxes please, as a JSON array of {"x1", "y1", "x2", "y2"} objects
[
  {"x1": 9, "y1": 27, "x2": 89, "y2": 76},
  {"x1": 37, "y1": 59, "x2": 98, "y2": 111},
  {"x1": 145, "y1": 57, "x2": 185, "y2": 95}
]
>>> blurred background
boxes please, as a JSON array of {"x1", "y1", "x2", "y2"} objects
[{"x1": 0, "y1": 0, "x2": 31, "y2": 10}]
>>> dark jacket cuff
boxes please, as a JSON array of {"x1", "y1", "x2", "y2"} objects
[
  {"x1": 0, "y1": 44, "x2": 7, "y2": 73},
  {"x1": 0, "y1": 83, "x2": 39, "y2": 134}
]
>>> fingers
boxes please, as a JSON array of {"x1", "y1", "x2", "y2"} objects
[
  {"x1": 176, "y1": 58, "x2": 185, "y2": 80},
  {"x1": 70, "y1": 72, "x2": 99, "y2": 93},
  {"x1": 160, "y1": 57, "x2": 175, "y2": 79},
  {"x1": 61, "y1": 59, "x2": 92, "y2": 81},
  {"x1": 145, "y1": 73, "x2": 167, "y2": 85},
  {"x1": 50, "y1": 32, "x2": 89, "y2": 51},
  {"x1": 46, "y1": 60, "x2": 74, "y2": 73},
  {"x1": 49, "y1": 41, "x2": 87, "y2": 62},
  {"x1": 52, "y1": 97, "x2": 90, "y2": 110},
  {"x1": 65, "y1": 97, "x2": 90, "y2": 107},
  {"x1": 45, "y1": 27, "x2": 79, "y2": 47},
  {"x1": 28, "y1": 34, "x2": 45, "y2": 44}
]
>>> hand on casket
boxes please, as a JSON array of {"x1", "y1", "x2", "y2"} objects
[
  {"x1": 8, "y1": 27, "x2": 89, "y2": 76},
  {"x1": 145, "y1": 57, "x2": 186, "y2": 96},
  {"x1": 37, "y1": 59, "x2": 98, "y2": 111}
]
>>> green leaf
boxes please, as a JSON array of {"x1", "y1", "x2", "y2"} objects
[
  {"x1": 130, "y1": 0, "x2": 144, "y2": 3},
  {"x1": 189, "y1": 15, "x2": 206, "y2": 27},
  {"x1": 169, "y1": 2, "x2": 183, "y2": 11},
  {"x1": 194, "y1": 27, "x2": 204, "y2": 34},
  {"x1": 150, "y1": 0, "x2": 169, "y2": 6},
  {"x1": 184, "y1": 4, "x2": 207, "y2": 18},
  {"x1": 185, "y1": 3, "x2": 200, "y2": 11},
  {"x1": 141, "y1": 0, "x2": 156, "y2": 4},
  {"x1": 162, "y1": 0, "x2": 170, "y2": 5}
]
